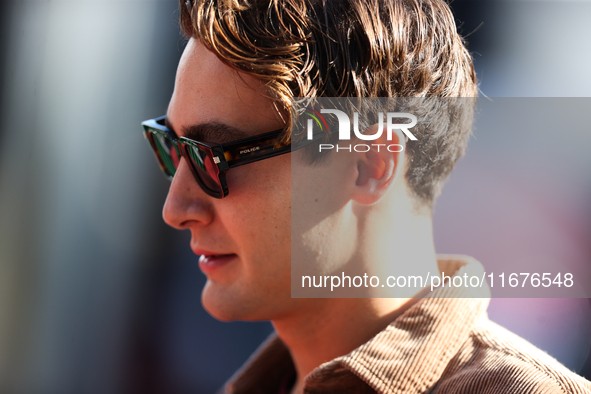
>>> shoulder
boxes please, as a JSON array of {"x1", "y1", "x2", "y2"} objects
[{"x1": 432, "y1": 317, "x2": 591, "y2": 394}]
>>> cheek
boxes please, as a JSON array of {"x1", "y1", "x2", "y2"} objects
[{"x1": 222, "y1": 154, "x2": 292, "y2": 253}]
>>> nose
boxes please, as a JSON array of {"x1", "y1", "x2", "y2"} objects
[{"x1": 162, "y1": 158, "x2": 214, "y2": 230}]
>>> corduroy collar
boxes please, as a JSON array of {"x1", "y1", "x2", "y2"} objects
[{"x1": 225, "y1": 255, "x2": 490, "y2": 394}]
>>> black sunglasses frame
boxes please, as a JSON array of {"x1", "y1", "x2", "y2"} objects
[{"x1": 142, "y1": 116, "x2": 291, "y2": 198}]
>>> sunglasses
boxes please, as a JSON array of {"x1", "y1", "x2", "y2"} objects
[{"x1": 142, "y1": 116, "x2": 290, "y2": 198}]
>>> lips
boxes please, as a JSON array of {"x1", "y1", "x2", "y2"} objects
[{"x1": 195, "y1": 251, "x2": 237, "y2": 273}]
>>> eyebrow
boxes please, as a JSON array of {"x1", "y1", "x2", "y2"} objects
[{"x1": 165, "y1": 118, "x2": 249, "y2": 144}]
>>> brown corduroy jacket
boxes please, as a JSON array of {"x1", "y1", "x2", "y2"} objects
[{"x1": 222, "y1": 257, "x2": 591, "y2": 394}]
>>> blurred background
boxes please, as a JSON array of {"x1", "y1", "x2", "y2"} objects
[{"x1": 0, "y1": 0, "x2": 589, "y2": 393}]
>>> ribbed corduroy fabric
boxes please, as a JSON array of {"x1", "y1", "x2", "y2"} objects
[{"x1": 222, "y1": 256, "x2": 591, "y2": 394}]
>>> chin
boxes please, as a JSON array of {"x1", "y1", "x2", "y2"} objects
[{"x1": 201, "y1": 280, "x2": 266, "y2": 322}]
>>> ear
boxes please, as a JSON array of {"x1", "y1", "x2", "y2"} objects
[{"x1": 351, "y1": 125, "x2": 406, "y2": 205}]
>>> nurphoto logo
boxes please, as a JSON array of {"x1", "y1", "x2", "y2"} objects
[{"x1": 305, "y1": 108, "x2": 418, "y2": 153}]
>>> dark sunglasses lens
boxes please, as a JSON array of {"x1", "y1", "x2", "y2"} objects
[
  {"x1": 147, "y1": 131, "x2": 180, "y2": 177},
  {"x1": 184, "y1": 144, "x2": 222, "y2": 194}
]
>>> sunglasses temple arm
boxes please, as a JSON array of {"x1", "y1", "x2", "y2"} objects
[{"x1": 222, "y1": 138, "x2": 291, "y2": 168}]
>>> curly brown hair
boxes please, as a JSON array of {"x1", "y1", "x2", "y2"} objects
[{"x1": 179, "y1": 0, "x2": 478, "y2": 209}]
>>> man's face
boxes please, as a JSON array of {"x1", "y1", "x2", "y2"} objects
[{"x1": 164, "y1": 39, "x2": 295, "y2": 321}]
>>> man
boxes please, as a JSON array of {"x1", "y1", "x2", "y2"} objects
[{"x1": 142, "y1": 0, "x2": 591, "y2": 392}]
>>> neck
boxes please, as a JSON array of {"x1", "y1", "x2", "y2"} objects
[{"x1": 278, "y1": 198, "x2": 439, "y2": 392}]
